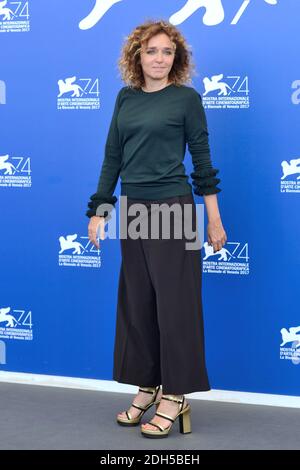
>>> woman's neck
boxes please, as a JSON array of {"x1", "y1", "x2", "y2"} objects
[{"x1": 141, "y1": 79, "x2": 172, "y2": 93}]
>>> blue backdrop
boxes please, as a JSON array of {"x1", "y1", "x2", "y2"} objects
[{"x1": 1, "y1": 0, "x2": 299, "y2": 397}]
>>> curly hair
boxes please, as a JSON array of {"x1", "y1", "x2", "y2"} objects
[{"x1": 117, "y1": 19, "x2": 197, "y2": 89}]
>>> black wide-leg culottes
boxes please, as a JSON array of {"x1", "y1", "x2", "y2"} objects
[{"x1": 112, "y1": 193, "x2": 211, "y2": 395}]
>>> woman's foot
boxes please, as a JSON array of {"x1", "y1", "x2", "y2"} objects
[
  {"x1": 141, "y1": 394, "x2": 188, "y2": 431},
  {"x1": 117, "y1": 386, "x2": 162, "y2": 421}
]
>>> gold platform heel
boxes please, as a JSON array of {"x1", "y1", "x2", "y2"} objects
[
  {"x1": 116, "y1": 386, "x2": 161, "y2": 426},
  {"x1": 141, "y1": 394, "x2": 192, "y2": 438}
]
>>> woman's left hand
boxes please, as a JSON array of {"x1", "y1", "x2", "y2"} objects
[{"x1": 207, "y1": 217, "x2": 227, "y2": 253}]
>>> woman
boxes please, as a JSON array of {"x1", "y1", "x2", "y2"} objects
[{"x1": 87, "y1": 19, "x2": 227, "y2": 439}]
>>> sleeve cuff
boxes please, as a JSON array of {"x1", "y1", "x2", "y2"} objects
[
  {"x1": 86, "y1": 193, "x2": 117, "y2": 219},
  {"x1": 191, "y1": 168, "x2": 221, "y2": 196}
]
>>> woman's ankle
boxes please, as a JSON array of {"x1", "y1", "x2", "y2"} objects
[
  {"x1": 139, "y1": 385, "x2": 160, "y2": 391},
  {"x1": 162, "y1": 393, "x2": 183, "y2": 400}
]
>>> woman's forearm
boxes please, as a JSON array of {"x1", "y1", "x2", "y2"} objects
[{"x1": 203, "y1": 194, "x2": 221, "y2": 222}]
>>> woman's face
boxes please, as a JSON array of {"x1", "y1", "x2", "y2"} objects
[{"x1": 140, "y1": 33, "x2": 176, "y2": 84}]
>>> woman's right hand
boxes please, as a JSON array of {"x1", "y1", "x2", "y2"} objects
[{"x1": 88, "y1": 216, "x2": 105, "y2": 249}]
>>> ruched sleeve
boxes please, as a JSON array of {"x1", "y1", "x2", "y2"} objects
[
  {"x1": 86, "y1": 88, "x2": 124, "y2": 219},
  {"x1": 184, "y1": 89, "x2": 221, "y2": 196}
]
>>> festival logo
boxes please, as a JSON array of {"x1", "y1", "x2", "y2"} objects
[
  {"x1": 202, "y1": 74, "x2": 250, "y2": 109},
  {"x1": 58, "y1": 233, "x2": 101, "y2": 268},
  {"x1": 280, "y1": 158, "x2": 300, "y2": 193},
  {"x1": 0, "y1": 154, "x2": 32, "y2": 187},
  {"x1": 79, "y1": 0, "x2": 278, "y2": 30},
  {"x1": 57, "y1": 76, "x2": 100, "y2": 110},
  {"x1": 0, "y1": 0, "x2": 30, "y2": 32},
  {"x1": 280, "y1": 326, "x2": 300, "y2": 365},
  {"x1": 202, "y1": 241, "x2": 250, "y2": 275},
  {"x1": 0, "y1": 306, "x2": 33, "y2": 341}
]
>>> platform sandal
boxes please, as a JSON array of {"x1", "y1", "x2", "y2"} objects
[
  {"x1": 116, "y1": 386, "x2": 161, "y2": 426},
  {"x1": 140, "y1": 394, "x2": 191, "y2": 438}
]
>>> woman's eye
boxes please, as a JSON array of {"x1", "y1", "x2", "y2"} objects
[{"x1": 146, "y1": 50, "x2": 173, "y2": 55}]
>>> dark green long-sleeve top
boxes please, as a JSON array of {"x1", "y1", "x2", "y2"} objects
[{"x1": 86, "y1": 83, "x2": 221, "y2": 218}]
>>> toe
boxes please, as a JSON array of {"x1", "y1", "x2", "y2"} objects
[{"x1": 142, "y1": 423, "x2": 156, "y2": 431}]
